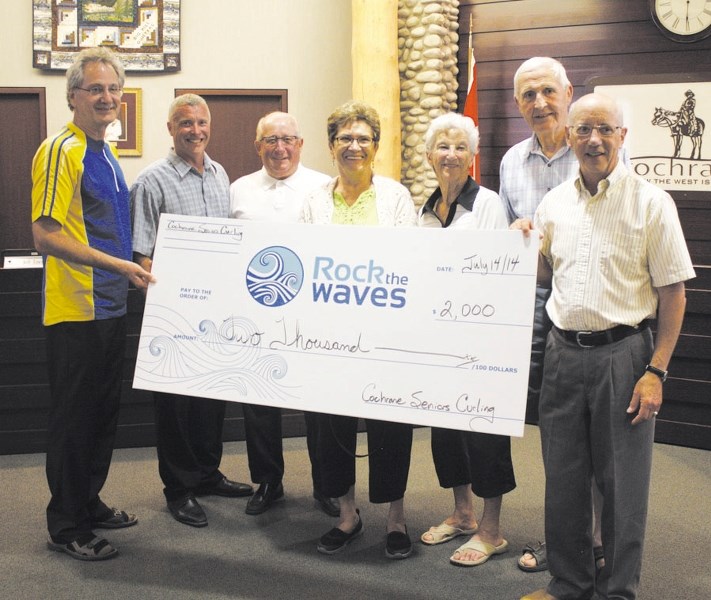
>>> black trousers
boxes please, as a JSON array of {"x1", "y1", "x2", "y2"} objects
[
  {"x1": 243, "y1": 404, "x2": 325, "y2": 492},
  {"x1": 431, "y1": 428, "x2": 516, "y2": 498},
  {"x1": 154, "y1": 392, "x2": 227, "y2": 501},
  {"x1": 317, "y1": 414, "x2": 412, "y2": 503},
  {"x1": 45, "y1": 317, "x2": 126, "y2": 543}
]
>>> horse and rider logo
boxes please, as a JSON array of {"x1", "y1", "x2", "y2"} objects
[{"x1": 652, "y1": 90, "x2": 705, "y2": 160}]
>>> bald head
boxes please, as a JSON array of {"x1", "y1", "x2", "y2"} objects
[
  {"x1": 568, "y1": 93, "x2": 624, "y2": 127},
  {"x1": 256, "y1": 112, "x2": 300, "y2": 141},
  {"x1": 254, "y1": 111, "x2": 304, "y2": 180},
  {"x1": 566, "y1": 93, "x2": 627, "y2": 194}
]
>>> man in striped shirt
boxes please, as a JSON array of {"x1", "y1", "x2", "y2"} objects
[
  {"x1": 31, "y1": 48, "x2": 153, "y2": 562},
  {"x1": 517, "y1": 93, "x2": 695, "y2": 600},
  {"x1": 500, "y1": 56, "x2": 576, "y2": 426}
]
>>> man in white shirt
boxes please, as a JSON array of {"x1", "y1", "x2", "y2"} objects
[
  {"x1": 229, "y1": 112, "x2": 337, "y2": 517},
  {"x1": 516, "y1": 93, "x2": 695, "y2": 600},
  {"x1": 230, "y1": 112, "x2": 329, "y2": 222}
]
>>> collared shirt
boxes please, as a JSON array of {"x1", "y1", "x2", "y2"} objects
[
  {"x1": 499, "y1": 134, "x2": 578, "y2": 223},
  {"x1": 535, "y1": 162, "x2": 696, "y2": 331},
  {"x1": 418, "y1": 176, "x2": 508, "y2": 229},
  {"x1": 31, "y1": 122, "x2": 131, "y2": 325},
  {"x1": 130, "y1": 150, "x2": 229, "y2": 258},
  {"x1": 229, "y1": 164, "x2": 329, "y2": 222},
  {"x1": 499, "y1": 134, "x2": 632, "y2": 224},
  {"x1": 301, "y1": 175, "x2": 417, "y2": 227}
]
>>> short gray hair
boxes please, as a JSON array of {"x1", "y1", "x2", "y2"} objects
[
  {"x1": 513, "y1": 57, "x2": 570, "y2": 99},
  {"x1": 424, "y1": 113, "x2": 479, "y2": 154},
  {"x1": 168, "y1": 93, "x2": 210, "y2": 122},
  {"x1": 65, "y1": 47, "x2": 125, "y2": 111}
]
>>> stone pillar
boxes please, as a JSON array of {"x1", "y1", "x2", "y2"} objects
[
  {"x1": 398, "y1": 0, "x2": 460, "y2": 206},
  {"x1": 352, "y1": 0, "x2": 401, "y2": 180}
]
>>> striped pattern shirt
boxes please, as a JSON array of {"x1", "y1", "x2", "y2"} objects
[
  {"x1": 31, "y1": 122, "x2": 131, "y2": 326},
  {"x1": 535, "y1": 162, "x2": 695, "y2": 331}
]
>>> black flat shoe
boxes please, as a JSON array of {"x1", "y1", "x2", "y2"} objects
[
  {"x1": 167, "y1": 495, "x2": 208, "y2": 527},
  {"x1": 313, "y1": 490, "x2": 340, "y2": 517},
  {"x1": 245, "y1": 482, "x2": 284, "y2": 515},
  {"x1": 317, "y1": 510, "x2": 363, "y2": 554},
  {"x1": 195, "y1": 476, "x2": 254, "y2": 498},
  {"x1": 385, "y1": 528, "x2": 413, "y2": 559}
]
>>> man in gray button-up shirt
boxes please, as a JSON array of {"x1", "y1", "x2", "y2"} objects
[{"x1": 130, "y1": 94, "x2": 254, "y2": 528}]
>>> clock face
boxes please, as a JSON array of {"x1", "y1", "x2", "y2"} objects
[{"x1": 652, "y1": 0, "x2": 711, "y2": 40}]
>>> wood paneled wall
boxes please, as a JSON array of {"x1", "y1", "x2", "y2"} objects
[
  {"x1": 458, "y1": 0, "x2": 711, "y2": 189},
  {"x1": 458, "y1": 0, "x2": 711, "y2": 449}
]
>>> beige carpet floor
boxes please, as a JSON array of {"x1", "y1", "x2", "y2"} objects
[{"x1": 0, "y1": 425, "x2": 708, "y2": 599}]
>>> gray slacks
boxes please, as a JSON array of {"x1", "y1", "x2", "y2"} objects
[{"x1": 541, "y1": 327, "x2": 655, "y2": 600}]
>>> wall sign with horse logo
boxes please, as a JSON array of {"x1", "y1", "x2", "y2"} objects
[
  {"x1": 652, "y1": 90, "x2": 705, "y2": 160},
  {"x1": 594, "y1": 77, "x2": 710, "y2": 193}
]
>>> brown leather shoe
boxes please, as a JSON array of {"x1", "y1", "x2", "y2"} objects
[{"x1": 520, "y1": 589, "x2": 558, "y2": 600}]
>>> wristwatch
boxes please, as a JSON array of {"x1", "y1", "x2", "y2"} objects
[{"x1": 645, "y1": 364, "x2": 668, "y2": 382}]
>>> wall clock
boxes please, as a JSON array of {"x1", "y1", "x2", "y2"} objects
[{"x1": 650, "y1": 0, "x2": 711, "y2": 42}]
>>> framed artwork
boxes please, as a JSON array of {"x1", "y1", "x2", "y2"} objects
[
  {"x1": 107, "y1": 87, "x2": 142, "y2": 156},
  {"x1": 590, "y1": 73, "x2": 711, "y2": 196},
  {"x1": 33, "y1": 0, "x2": 180, "y2": 72}
]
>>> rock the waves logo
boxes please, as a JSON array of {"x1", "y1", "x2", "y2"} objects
[
  {"x1": 247, "y1": 246, "x2": 304, "y2": 307},
  {"x1": 246, "y1": 248, "x2": 410, "y2": 309},
  {"x1": 311, "y1": 256, "x2": 409, "y2": 309}
]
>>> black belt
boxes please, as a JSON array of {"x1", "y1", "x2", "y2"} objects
[{"x1": 554, "y1": 320, "x2": 650, "y2": 348}]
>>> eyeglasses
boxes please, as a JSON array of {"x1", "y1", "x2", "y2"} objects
[
  {"x1": 572, "y1": 124, "x2": 621, "y2": 138},
  {"x1": 334, "y1": 135, "x2": 375, "y2": 147},
  {"x1": 74, "y1": 85, "x2": 123, "y2": 97},
  {"x1": 260, "y1": 135, "x2": 300, "y2": 147}
]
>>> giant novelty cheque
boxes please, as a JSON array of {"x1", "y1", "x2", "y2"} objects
[{"x1": 133, "y1": 214, "x2": 539, "y2": 437}]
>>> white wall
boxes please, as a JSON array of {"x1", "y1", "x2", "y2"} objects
[{"x1": 0, "y1": 0, "x2": 352, "y2": 184}]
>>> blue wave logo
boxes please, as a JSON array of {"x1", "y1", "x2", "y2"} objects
[{"x1": 247, "y1": 246, "x2": 304, "y2": 306}]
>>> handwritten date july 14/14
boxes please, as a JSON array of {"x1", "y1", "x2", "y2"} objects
[{"x1": 462, "y1": 253, "x2": 520, "y2": 275}]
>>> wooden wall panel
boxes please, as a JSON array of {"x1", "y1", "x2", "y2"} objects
[
  {"x1": 458, "y1": 0, "x2": 711, "y2": 449},
  {"x1": 0, "y1": 88, "x2": 46, "y2": 251}
]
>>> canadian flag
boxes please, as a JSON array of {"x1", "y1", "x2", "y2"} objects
[{"x1": 462, "y1": 17, "x2": 480, "y2": 182}]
